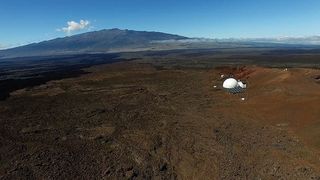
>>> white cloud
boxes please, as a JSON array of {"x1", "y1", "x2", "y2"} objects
[{"x1": 57, "y1": 20, "x2": 90, "y2": 34}]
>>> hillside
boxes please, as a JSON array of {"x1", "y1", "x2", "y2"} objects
[{"x1": 0, "y1": 29, "x2": 188, "y2": 58}]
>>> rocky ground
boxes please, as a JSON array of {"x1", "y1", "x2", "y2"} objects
[{"x1": 1, "y1": 62, "x2": 320, "y2": 179}]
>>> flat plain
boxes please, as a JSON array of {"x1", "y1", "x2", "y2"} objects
[{"x1": 1, "y1": 48, "x2": 320, "y2": 179}]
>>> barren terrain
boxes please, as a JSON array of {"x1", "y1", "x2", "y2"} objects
[{"x1": 1, "y1": 60, "x2": 320, "y2": 179}]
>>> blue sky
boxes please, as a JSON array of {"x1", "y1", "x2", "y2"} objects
[{"x1": 1, "y1": 0, "x2": 320, "y2": 48}]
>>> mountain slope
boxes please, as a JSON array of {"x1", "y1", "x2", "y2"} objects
[{"x1": 0, "y1": 29, "x2": 188, "y2": 58}]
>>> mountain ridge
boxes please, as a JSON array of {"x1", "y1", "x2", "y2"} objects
[
  {"x1": 0, "y1": 28, "x2": 188, "y2": 58},
  {"x1": 2, "y1": 28, "x2": 320, "y2": 59}
]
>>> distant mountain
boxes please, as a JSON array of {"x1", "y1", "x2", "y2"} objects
[
  {"x1": 0, "y1": 28, "x2": 188, "y2": 58},
  {"x1": 2, "y1": 28, "x2": 320, "y2": 59}
]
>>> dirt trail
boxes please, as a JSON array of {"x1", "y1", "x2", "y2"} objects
[{"x1": 1, "y1": 62, "x2": 320, "y2": 179}]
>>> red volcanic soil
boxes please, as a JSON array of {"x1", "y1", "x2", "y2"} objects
[
  {"x1": 215, "y1": 66, "x2": 255, "y2": 80},
  {"x1": 1, "y1": 62, "x2": 320, "y2": 179},
  {"x1": 221, "y1": 67, "x2": 320, "y2": 150}
]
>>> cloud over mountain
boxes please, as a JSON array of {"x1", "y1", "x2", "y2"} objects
[{"x1": 58, "y1": 20, "x2": 90, "y2": 34}]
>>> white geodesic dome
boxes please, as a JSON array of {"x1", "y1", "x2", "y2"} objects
[{"x1": 223, "y1": 78, "x2": 238, "y2": 89}]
